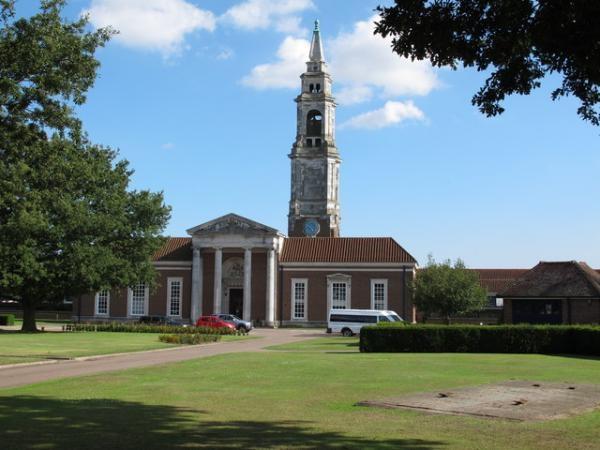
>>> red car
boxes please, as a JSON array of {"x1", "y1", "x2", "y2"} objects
[{"x1": 195, "y1": 315, "x2": 236, "y2": 330}]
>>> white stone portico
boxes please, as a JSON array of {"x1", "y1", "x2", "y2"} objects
[{"x1": 186, "y1": 213, "x2": 284, "y2": 326}]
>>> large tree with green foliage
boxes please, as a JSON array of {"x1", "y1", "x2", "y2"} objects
[
  {"x1": 0, "y1": 1, "x2": 171, "y2": 331},
  {"x1": 375, "y1": 1, "x2": 600, "y2": 125},
  {"x1": 412, "y1": 257, "x2": 487, "y2": 324}
]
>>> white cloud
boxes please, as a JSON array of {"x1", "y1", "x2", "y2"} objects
[
  {"x1": 335, "y1": 85, "x2": 373, "y2": 105},
  {"x1": 329, "y1": 15, "x2": 438, "y2": 101},
  {"x1": 241, "y1": 36, "x2": 309, "y2": 89},
  {"x1": 217, "y1": 48, "x2": 234, "y2": 60},
  {"x1": 85, "y1": 0, "x2": 216, "y2": 57},
  {"x1": 341, "y1": 101, "x2": 425, "y2": 130},
  {"x1": 222, "y1": 0, "x2": 314, "y2": 36},
  {"x1": 241, "y1": 14, "x2": 439, "y2": 106},
  {"x1": 161, "y1": 142, "x2": 175, "y2": 150}
]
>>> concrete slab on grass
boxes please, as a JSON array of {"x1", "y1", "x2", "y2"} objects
[{"x1": 357, "y1": 381, "x2": 600, "y2": 421}]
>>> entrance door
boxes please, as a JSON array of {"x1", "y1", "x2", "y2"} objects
[{"x1": 229, "y1": 288, "x2": 243, "y2": 318}]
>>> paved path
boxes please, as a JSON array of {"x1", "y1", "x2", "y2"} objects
[{"x1": 0, "y1": 328, "x2": 321, "y2": 389}]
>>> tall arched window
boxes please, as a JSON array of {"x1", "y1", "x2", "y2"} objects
[{"x1": 306, "y1": 110, "x2": 322, "y2": 136}]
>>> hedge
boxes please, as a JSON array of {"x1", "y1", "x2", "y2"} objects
[
  {"x1": 65, "y1": 322, "x2": 236, "y2": 335},
  {"x1": 159, "y1": 334, "x2": 221, "y2": 345},
  {"x1": 0, "y1": 314, "x2": 15, "y2": 326},
  {"x1": 359, "y1": 325, "x2": 600, "y2": 356}
]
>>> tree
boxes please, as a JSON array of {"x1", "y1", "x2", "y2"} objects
[
  {"x1": 375, "y1": 1, "x2": 600, "y2": 125},
  {"x1": 412, "y1": 256, "x2": 487, "y2": 324},
  {"x1": 0, "y1": 1, "x2": 171, "y2": 331}
]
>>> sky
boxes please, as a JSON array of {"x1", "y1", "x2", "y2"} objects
[{"x1": 19, "y1": 0, "x2": 600, "y2": 268}]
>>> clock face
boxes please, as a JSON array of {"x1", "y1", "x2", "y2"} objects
[{"x1": 303, "y1": 219, "x2": 320, "y2": 237}]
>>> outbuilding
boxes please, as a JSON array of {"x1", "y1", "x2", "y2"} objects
[{"x1": 500, "y1": 261, "x2": 600, "y2": 324}]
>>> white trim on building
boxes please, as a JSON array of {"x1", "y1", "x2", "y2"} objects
[
  {"x1": 95, "y1": 290, "x2": 110, "y2": 316},
  {"x1": 291, "y1": 278, "x2": 308, "y2": 321},
  {"x1": 370, "y1": 279, "x2": 388, "y2": 310},
  {"x1": 167, "y1": 277, "x2": 183, "y2": 317},
  {"x1": 128, "y1": 283, "x2": 149, "y2": 317}
]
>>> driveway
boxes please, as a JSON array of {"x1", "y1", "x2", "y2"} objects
[{"x1": 0, "y1": 328, "x2": 322, "y2": 389}]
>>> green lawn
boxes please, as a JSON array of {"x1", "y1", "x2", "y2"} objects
[
  {"x1": 0, "y1": 332, "x2": 249, "y2": 365},
  {"x1": 1, "y1": 337, "x2": 599, "y2": 449}
]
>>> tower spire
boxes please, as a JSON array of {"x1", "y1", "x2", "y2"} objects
[
  {"x1": 288, "y1": 20, "x2": 341, "y2": 238},
  {"x1": 309, "y1": 19, "x2": 324, "y2": 62}
]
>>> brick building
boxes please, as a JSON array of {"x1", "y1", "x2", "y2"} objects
[
  {"x1": 499, "y1": 261, "x2": 600, "y2": 325},
  {"x1": 74, "y1": 23, "x2": 418, "y2": 326}
]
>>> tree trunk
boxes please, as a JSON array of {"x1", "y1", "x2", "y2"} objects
[
  {"x1": 21, "y1": 300, "x2": 38, "y2": 332},
  {"x1": 445, "y1": 314, "x2": 451, "y2": 325}
]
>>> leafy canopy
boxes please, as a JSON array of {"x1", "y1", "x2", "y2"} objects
[
  {"x1": 375, "y1": 0, "x2": 600, "y2": 125},
  {"x1": 412, "y1": 256, "x2": 487, "y2": 322},
  {"x1": 0, "y1": 1, "x2": 170, "y2": 331}
]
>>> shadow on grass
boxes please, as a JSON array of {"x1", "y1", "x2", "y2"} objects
[{"x1": 0, "y1": 396, "x2": 445, "y2": 449}]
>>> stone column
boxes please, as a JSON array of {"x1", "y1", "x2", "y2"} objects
[
  {"x1": 243, "y1": 248, "x2": 252, "y2": 322},
  {"x1": 266, "y1": 247, "x2": 276, "y2": 326},
  {"x1": 213, "y1": 247, "x2": 222, "y2": 314},
  {"x1": 191, "y1": 247, "x2": 203, "y2": 322}
]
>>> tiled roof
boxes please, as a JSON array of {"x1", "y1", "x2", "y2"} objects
[
  {"x1": 468, "y1": 269, "x2": 529, "y2": 293},
  {"x1": 280, "y1": 237, "x2": 417, "y2": 264},
  {"x1": 152, "y1": 237, "x2": 192, "y2": 261},
  {"x1": 500, "y1": 261, "x2": 600, "y2": 298}
]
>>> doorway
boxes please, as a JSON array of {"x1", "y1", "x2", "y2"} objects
[{"x1": 229, "y1": 288, "x2": 243, "y2": 318}]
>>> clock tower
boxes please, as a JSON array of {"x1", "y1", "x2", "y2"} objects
[{"x1": 288, "y1": 20, "x2": 341, "y2": 238}]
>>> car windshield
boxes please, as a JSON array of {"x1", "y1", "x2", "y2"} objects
[
  {"x1": 389, "y1": 314, "x2": 403, "y2": 322},
  {"x1": 229, "y1": 315, "x2": 241, "y2": 320}
]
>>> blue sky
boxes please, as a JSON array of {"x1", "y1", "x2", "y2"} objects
[{"x1": 22, "y1": 0, "x2": 600, "y2": 268}]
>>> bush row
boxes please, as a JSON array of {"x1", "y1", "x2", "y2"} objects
[
  {"x1": 0, "y1": 314, "x2": 15, "y2": 326},
  {"x1": 65, "y1": 322, "x2": 236, "y2": 335},
  {"x1": 360, "y1": 325, "x2": 600, "y2": 356},
  {"x1": 159, "y1": 334, "x2": 222, "y2": 345}
]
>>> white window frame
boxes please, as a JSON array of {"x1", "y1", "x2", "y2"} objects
[
  {"x1": 291, "y1": 278, "x2": 308, "y2": 321},
  {"x1": 128, "y1": 283, "x2": 149, "y2": 317},
  {"x1": 167, "y1": 277, "x2": 183, "y2": 318},
  {"x1": 95, "y1": 290, "x2": 110, "y2": 316},
  {"x1": 370, "y1": 279, "x2": 388, "y2": 310},
  {"x1": 327, "y1": 274, "x2": 351, "y2": 311}
]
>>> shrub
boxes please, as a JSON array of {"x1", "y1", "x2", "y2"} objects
[
  {"x1": 65, "y1": 322, "x2": 236, "y2": 335},
  {"x1": 159, "y1": 334, "x2": 221, "y2": 345},
  {"x1": 359, "y1": 324, "x2": 600, "y2": 356},
  {"x1": 0, "y1": 314, "x2": 16, "y2": 326}
]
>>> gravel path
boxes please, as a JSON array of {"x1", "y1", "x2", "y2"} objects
[{"x1": 0, "y1": 328, "x2": 321, "y2": 389}]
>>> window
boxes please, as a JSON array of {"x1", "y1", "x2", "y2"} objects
[
  {"x1": 316, "y1": 83, "x2": 321, "y2": 93},
  {"x1": 306, "y1": 138, "x2": 312, "y2": 147},
  {"x1": 371, "y1": 279, "x2": 388, "y2": 310},
  {"x1": 332, "y1": 282, "x2": 347, "y2": 309},
  {"x1": 130, "y1": 283, "x2": 147, "y2": 316},
  {"x1": 167, "y1": 278, "x2": 182, "y2": 317},
  {"x1": 291, "y1": 279, "x2": 307, "y2": 320},
  {"x1": 95, "y1": 290, "x2": 109, "y2": 316},
  {"x1": 315, "y1": 138, "x2": 321, "y2": 147},
  {"x1": 306, "y1": 110, "x2": 322, "y2": 136},
  {"x1": 309, "y1": 83, "x2": 314, "y2": 92},
  {"x1": 327, "y1": 274, "x2": 351, "y2": 311},
  {"x1": 330, "y1": 314, "x2": 376, "y2": 324}
]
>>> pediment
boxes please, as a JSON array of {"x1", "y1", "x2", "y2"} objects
[{"x1": 186, "y1": 213, "x2": 281, "y2": 237}]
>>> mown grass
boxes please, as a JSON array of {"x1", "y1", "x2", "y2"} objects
[
  {"x1": 0, "y1": 332, "x2": 250, "y2": 365},
  {"x1": 1, "y1": 336, "x2": 599, "y2": 449}
]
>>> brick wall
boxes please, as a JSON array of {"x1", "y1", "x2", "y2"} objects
[{"x1": 280, "y1": 267, "x2": 413, "y2": 323}]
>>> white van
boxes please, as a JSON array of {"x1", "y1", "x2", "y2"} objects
[{"x1": 327, "y1": 309, "x2": 403, "y2": 336}]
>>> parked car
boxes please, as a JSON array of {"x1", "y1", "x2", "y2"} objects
[
  {"x1": 195, "y1": 315, "x2": 236, "y2": 330},
  {"x1": 212, "y1": 314, "x2": 253, "y2": 332},
  {"x1": 327, "y1": 309, "x2": 403, "y2": 336}
]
